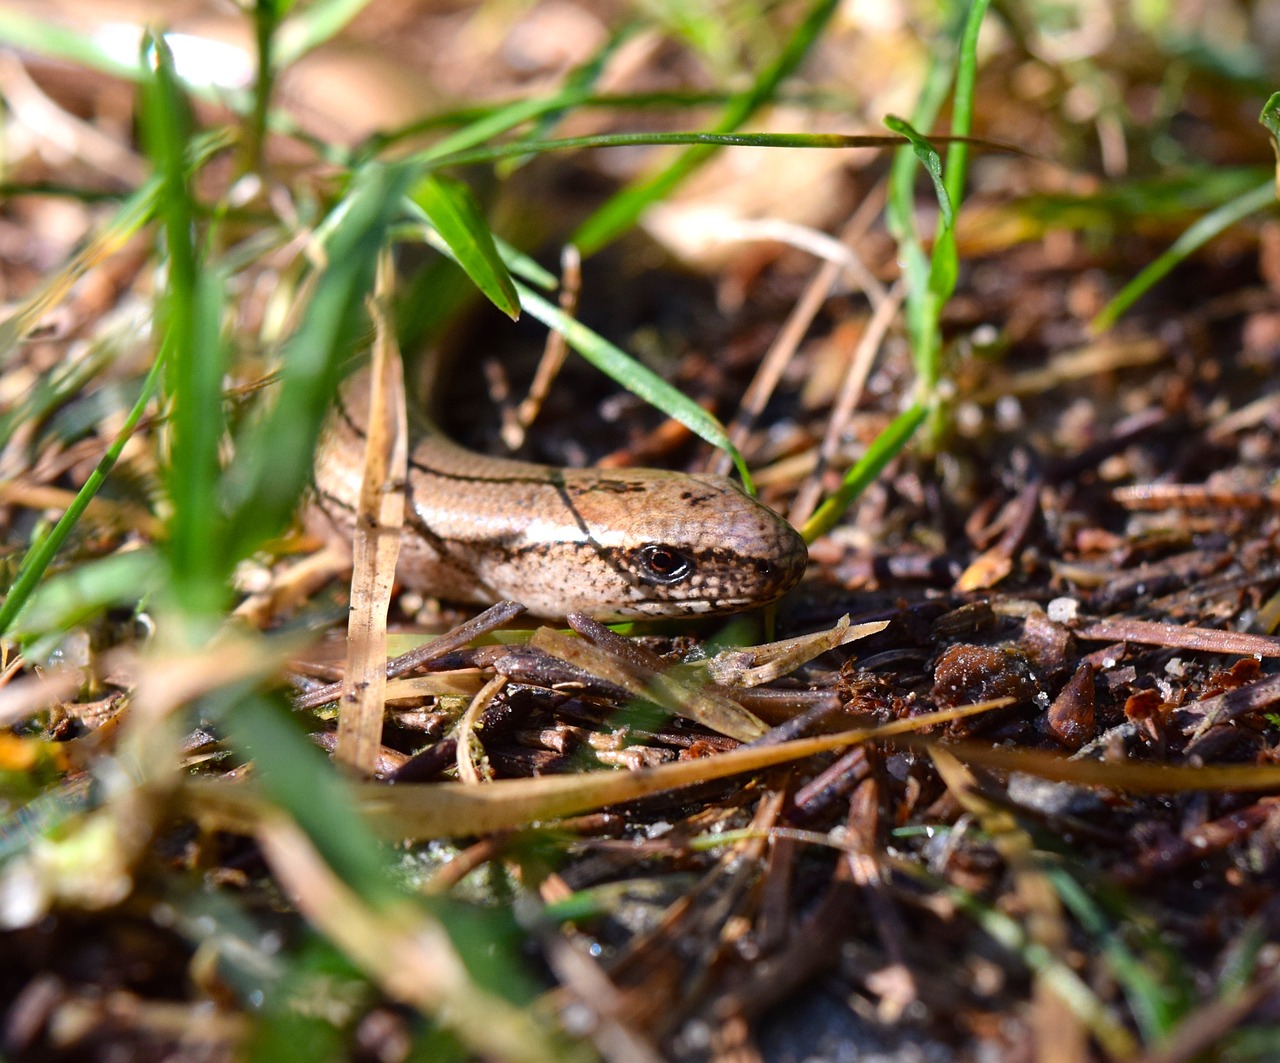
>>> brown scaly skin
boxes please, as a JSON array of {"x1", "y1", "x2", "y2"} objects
[{"x1": 307, "y1": 366, "x2": 808, "y2": 620}]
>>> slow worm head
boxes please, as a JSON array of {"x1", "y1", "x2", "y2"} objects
[{"x1": 307, "y1": 366, "x2": 807, "y2": 620}]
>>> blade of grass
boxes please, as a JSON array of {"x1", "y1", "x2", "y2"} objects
[
  {"x1": 221, "y1": 689, "x2": 399, "y2": 905},
  {"x1": 0, "y1": 355, "x2": 166, "y2": 639},
  {"x1": 274, "y1": 0, "x2": 371, "y2": 69},
  {"x1": 890, "y1": 0, "x2": 987, "y2": 394},
  {"x1": 802, "y1": 3, "x2": 988, "y2": 542},
  {"x1": 514, "y1": 281, "x2": 755, "y2": 489},
  {"x1": 1089, "y1": 179, "x2": 1274, "y2": 333},
  {"x1": 424, "y1": 129, "x2": 904, "y2": 171},
  {"x1": 884, "y1": 4, "x2": 971, "y2": 388},
  {"x1": 142, "y1": 32, "x2": 231, "y2": 621},
  {"x1": 218, "y1": 686, "x2": 562, "y2": 1057},
  {"x1": 905, "y1": 737, "x2": 1280, "y2": 791},
  {"x1": 571, "y1": 0, "x2": 842, "y2": 254},
  {"x1": 411, "y1": 175, "x2": 519, "y2": 320},
  {"x1": 801, "y1": 401, "x2": 928, "y2": 543},
  {"x1": 403, "y1": 216, "x2": 757, "y2": 486},
  {"x1": 222, "y1": 161, "x2": 414, "y2": 562},
  {"x1": 335, "y1": 251, "x2": 406, "y2": 773},
  {"x1": 244, "y1": 0, "x2": 287, "y2": 174},
  {"x1": 1045, "y1": 866, "x2": 1188, "y2": 1043},
  {"x1": 7, "y1": 550, "x2": 162, "y2": 660},
  {"x1": 944, "y1": 0, "x2": 989, "y2": 214},
  {"x1": 370, "y1": 85, "x2": 853, "y2": 157},
  {"x1": 501, "y1": 25, "x2": 637, "y2": 175},
  {"x1": 885, "y1": 115, "x2": 958, "y2": 392},
  {"x1": 0, "y1": 11, "x2": 148, "y2": 82},
  {"x1": 385, "y1": 24, "x2": 636, "y2": 169},
  {"x1": 251, "y1": 812, "x2": 570, "y2": 1063}
]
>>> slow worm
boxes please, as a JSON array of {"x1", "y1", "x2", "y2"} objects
[{"x1": 307, "y1": 364, "x2": 807, "y2": 619}]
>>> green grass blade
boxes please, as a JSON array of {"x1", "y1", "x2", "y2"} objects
[
  {"x1": 370, "y1": 85, "x2": 849, "y2": 157},
  {"x1": 8, "y1": 550, "x2": 163, "y2": 660},
  {"x1": 373, "y1": 83, "x2": 591, "y2": 162},
  {"x1": 1259, "y1": 91, "x2": 1280, "y2": 144},
  {"x1": 493, "y1": 236, "x2": 558, "y2": 290},
  {"x1": 401, "y1": 217, "x2": 755, "y2": 485},
  {"x1": 386, "y1": 26, "x2": 636, "y2": 167},
  {"x1": 221, "y1": 690, "x2": 399, "y2": 905},
  {"x1": 411, "y1": 175, "x2": 520, "y2": 320},
  {"x1": 142, "y1": 32, "x2": 231, "y2": 618},
  {"x1": 0, "y1": 11, "x2": 144, "y2": 82},
  {"x1": 1090, "y1": 180, "x2": 1275, "y2": 333},
  {"x1": 882, "y1": 116, "x2": 956, "y2": 390},
  {"x1": 424, "y1": 130, "x2": 899, "y2": 172},
  {"x1": 944, "y1": 0, "x2": 990, "y2": 213},
  {"x1": 222, "y1": 162, "x2": 414, "y2": 561},
  {"x1": 505, "y1": 27, "x2": 636, "y2": 172},
  {"x1": 801, "y1": 402, "x2": 928, "y2": 543},
  {"x1": 0, "y1": 356, "x2": 166, "y2": 639},
  {"x1": 882, "y1": 0, "x2": 986, "y2": 395},
  {"x1": 886, "y1": 115, "x2": 954, "y2": 231},
  {"x1": 571, "y1": 0, "x2": 842, "y2": 254},
  {"x1": 274, "y1": 0, "x2": 372, "y2": 68},
  {"x1": 1046, "y1": 867, "x2": 1187, "y2": 1042},
  {"x1": 885, "y1": 45, "x2": 955, "y2": 379},
  {"x1": 515, "y1": 282, "x2": 755, "y2": 490}
]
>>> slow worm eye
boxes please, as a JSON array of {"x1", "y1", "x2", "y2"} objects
[{"x1": 637, "y1": 544, "x2": 695, "y2": 584}]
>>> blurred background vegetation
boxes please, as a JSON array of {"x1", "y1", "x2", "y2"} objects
[{"x1": 0, "y1": 1, "x2": 1278, "y2": 1061}]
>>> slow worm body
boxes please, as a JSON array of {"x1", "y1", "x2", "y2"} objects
[{"x1": 307, "y1": 365, "x2": 807, "y2": 620}]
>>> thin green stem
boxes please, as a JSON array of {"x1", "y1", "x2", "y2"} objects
[{"x1": 0, "y1": 354, "x2": 166, "y2": 637}]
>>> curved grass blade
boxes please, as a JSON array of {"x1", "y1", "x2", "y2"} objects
[
  {"x1": 371, "y1": 86, "x2": 853, "y2": 157},
  {"x1": 0, "y1": 10, "x2": 147, "y2": 82},
  {"x1": 1090, "y1": 179, "x2": 1275, "y2": 333},
  {"x1": 7, "y1": 550, "x2": 162, "y2": 660},
  {"x1": 411, "y1": 175, "x2": 519, "y2": 320},
  {"x1": 503, "y1": 25, "x2": 636, "y2": 174},
  {"x1": 801, "y1": 401, "x2": 928, "y2": 543},
  {"x1": 1046, "y1": 867, "x2": 1189, "y2": 1044},
  {"x1": 403, "y1": 218, "x2": 756, "y2": 486},
  {"x1": 515, "y1": 282, "x2": 755, "y2": 490},
  {"x1": 274, "y1": 0, "x2": 372, "y2": 69},
  {"x1": 192, "y1": 700, "x2": 1006, "y2": 842},
  {"x1": 385, "y1": 25, "x2": 635, "y2": 169},
  {"x1": 887, "y1": 115, "x2": 955, "y2": 231},
  {"x1": 0, "y1": 355, "x2": 166, "y2": 639}
]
